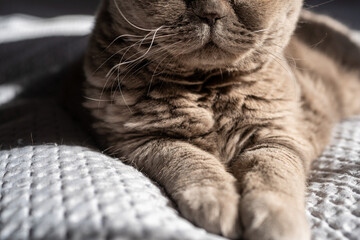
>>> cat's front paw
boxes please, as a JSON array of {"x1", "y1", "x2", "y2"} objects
[
  {"x1": 241, "y1": 191, "x2": 310, "y2": 240},
  {"x1": 174, "y1": 183, "x2": 241, "y2": 239}
]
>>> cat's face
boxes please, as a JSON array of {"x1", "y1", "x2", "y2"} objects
[{"x1": 108, "y1": 0, "x2": 303, "y2": 70}]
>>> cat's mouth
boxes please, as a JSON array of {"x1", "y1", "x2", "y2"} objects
[
  {"x1": 203, "y1": 27, "x2": 228, "y2": 51},
  {"x1": 194, "y1": 25, "x2": 250, "y2": 56},
  {"x1": 169, "y1": 22, "x2": 257, "y2": 69},
  {"x1": 203, "y1": 41, "x2": 223, "y2": 52}
]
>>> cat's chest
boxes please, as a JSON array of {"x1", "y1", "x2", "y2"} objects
[
  {"x1": 145, "y1": 85, "x2": 248, "y2": 135},
  {"x1": 199, "y1": 86, "x2": 262, "y2": 128},
  {"x1": 178, "y1": 86, "x2": 248, "y2": 131},
  {"x1": 145, "y1": 84, "x2": 278, "y2": 161},
  {"x1": 192, "y1": 87, "x2": 256, "y2": 159}
]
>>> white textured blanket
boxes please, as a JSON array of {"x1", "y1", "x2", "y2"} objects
[{"x1": 0, "y1": 14, "x2": 359, "y2": 240}]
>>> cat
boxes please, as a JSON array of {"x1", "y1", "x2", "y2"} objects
[{"x1": 81, "y1": 0, "x2": 360, "y2": 239}]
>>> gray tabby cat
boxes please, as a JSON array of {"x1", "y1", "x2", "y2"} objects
[{"x1": 81, "y1": 0, "x2": 360, "y2": 239}]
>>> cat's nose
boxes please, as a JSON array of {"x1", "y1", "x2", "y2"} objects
[
  {"x1": 198, "y1": 12, "x2": 223, "y2": 26},
  {"x1": 192, "y1": 0, "x2": 228, "y2": 26}
]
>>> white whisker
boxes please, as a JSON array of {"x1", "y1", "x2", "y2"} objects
[
  {"x1": 107, "y1": 26, "x2": 162, "y2": 77},
  {"x1": 84, "y1": 96, "x2": 112, "y2": 102},
  {"x1": 113, "y1": 0, "x2": 161, "y2": 32},
  {"x1": 252, "y1": 28, "x2": 269, "y2": 33},
  {"x1": 105, "y1": 33, "x2": 144, "y2": 51}
]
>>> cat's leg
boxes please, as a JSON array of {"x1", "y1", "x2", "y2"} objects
[
  {"x1": 296, "y1": 10, "x2": 360, "y2": 71},
  {"x1": 290, "y1": 12, "x2": 360, "y2": 118},
  {"x1": 125, "y1": 139, "x2": 241, "y2": 238},
  {"x1": 230, "y1": 136, "x2": 312, "y2": 240}
]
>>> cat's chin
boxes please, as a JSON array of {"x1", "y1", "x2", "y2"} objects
[{"x1": 176, "y1": 43, "x2": 247, "y2": 70}]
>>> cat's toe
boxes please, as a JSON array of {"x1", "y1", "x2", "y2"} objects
[
  {"x1": 174, "y1": 184, "x2": 241, "y2": 239},
  {"x1": 241, "y1": 191, "x2": 310, "y2": 240}
]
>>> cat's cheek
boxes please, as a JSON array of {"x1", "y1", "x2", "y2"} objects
[
  {"x1": 153, "y1": 1, "x2": 187, "y2": 24},
  {"x1": 131, "y1": 0, "x2": 187, "y2": 27}
]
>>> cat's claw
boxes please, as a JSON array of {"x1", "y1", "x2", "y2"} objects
[
  {"x1": 240, "y1": 191, "x2": 311, "y2": 240},
  {"x1": 174, "y1": 184, "x2": 241, "y2": 239}
]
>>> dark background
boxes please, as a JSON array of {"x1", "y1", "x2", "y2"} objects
[{"x1": 0, "y1": 0, "x2": 359, "y2": 29}]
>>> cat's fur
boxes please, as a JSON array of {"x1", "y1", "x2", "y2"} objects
[{"x1": 81, "y1": 0, "x2": 360, "y2": 239}]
